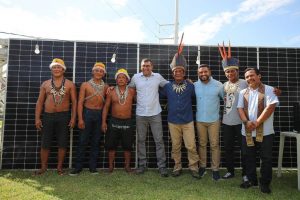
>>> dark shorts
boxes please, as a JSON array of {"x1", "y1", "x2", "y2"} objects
[
  {"x1": 105, "y1": 117, "x2": 133, "y2": 151},
  {"x1": 41, "y1": 111, "x2": 70, "y2": 149}
]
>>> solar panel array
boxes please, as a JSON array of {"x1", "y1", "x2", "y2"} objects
[{"x1": 1, "y1": 39, "x2": 299, "y2": 170}]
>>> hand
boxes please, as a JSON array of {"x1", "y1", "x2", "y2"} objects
[
  {"x1": 273, "y1": 87, "x2": 282, "y2": 96},
  {"x1": 102, "y1": 123, "x2": 107, "y2": 133},
  {"x1": 78, "y1": 119, "x2": 85, "y2": 129},
  {"x1": 68, "y1": 118, "x2": 76, "y2": 129},
  {"x1": 106, "y1": 86, "x2": 114, "y2": 95},
  {"x1": 35, "y1": 119, "x2": 43, "y2": 131},
  {"x1": 186, "y1": 78, "x2": 193, "y2": 84}
]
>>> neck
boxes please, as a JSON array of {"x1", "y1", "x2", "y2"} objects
[
  {"x1": 117, "y1": 85, "x2": 126, "y2": 90},
  {"x1": 52, "y1": 76, "x2": 64, "y2": 81},
  {"x1": 250, "y1": 82, "x2": 261, "y2": 90},
  {"x1": 201, "y1": 79, "x2": 209, "y2": 84},
  {"x1": 229, "y1": 78, "x2": 239, "y2": 83},
  {"x1": 175, "y1": 79, "x2": 184, "y2": 84},
  {"x1": 92, "y1": 78, "x2": 102, "y2": 84}
]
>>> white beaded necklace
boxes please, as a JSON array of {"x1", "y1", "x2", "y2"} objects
[{"x1": 115, "y1": 85, "x2": 129, "y2": 105}]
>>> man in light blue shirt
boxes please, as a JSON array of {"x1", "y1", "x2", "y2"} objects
[
  {"x1": 194, "y1": 64, "x2": 224, "y2": 181},
  {"x1": 129, "y1": 58, "x2": 169, "y2": 177}
]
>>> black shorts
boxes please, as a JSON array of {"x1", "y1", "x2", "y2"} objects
[
  {"x1": 41, "y1": 111, "x2": 70, "y2": 148},
  {"x1": 105, "y1": 117, "x2": 133, "y2": 151}
]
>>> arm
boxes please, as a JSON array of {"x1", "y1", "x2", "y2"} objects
[
  {"x1": 77, "y1": 83, "x2": 86, "y2": 129},
  {"x1": 255, "y1": 103, "x2": 276, "y2": 127},
  {"x1": 69, "y1": 82, "x2": 77, "y2": 129},
  {"x1": 101, "y1": 91, "x2": 112, "y2": 133},
  {"x1": 35, "y1": 83, "x2": 46, "y2": 131}
]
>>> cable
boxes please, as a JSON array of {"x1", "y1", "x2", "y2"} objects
[{"x1": 136, "y1": 0, "x2": 160, "y2": 26}]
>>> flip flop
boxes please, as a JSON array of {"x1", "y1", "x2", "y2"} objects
[
  {"x1": 57, "y1": 169, "x2": 65, "y2": 176},
  {"x1": 33, "y1": 169, "x2": 47, "y2": 176}
]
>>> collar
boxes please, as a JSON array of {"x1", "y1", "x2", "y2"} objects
[{"x1": 140, "y1": 72, "x2": 154, "y2": 77}]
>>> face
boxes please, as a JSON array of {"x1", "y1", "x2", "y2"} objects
[
  {"x1": 116, "y1": 73, "x2": 128, "y2": 86},
  {"x1": 172, "y1": 68, "x2": 185, "y2": 82},
  {"x1": 92, "y1": 68, "x2": 105, "y2": 80},
  {"x1": 51, "y1": 65, "x2": 65, "y2": 77},
  {"x1": 245, "y1": 69, "x2": 261, "y2": 88},
  {"x1": 141, "y1": 61, "x2": 153, "y2": 77},
  {"x1": 225, "y1": 69, "x2": 239, "y2": 82},
  {"x1": 198, "y1": 67, "x2": 211, "y2": 82}
]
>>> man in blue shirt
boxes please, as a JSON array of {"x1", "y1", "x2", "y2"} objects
[
  {"x1": 160, "y1": 52, "x2": 199, "y2": 179},
  {"x1": 129, "y1": 58, "x2": 169, "y2": 177},
  {"x1": 194, "y1": 64, "x2": 224, "y2": 181}
]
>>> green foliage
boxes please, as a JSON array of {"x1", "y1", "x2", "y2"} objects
[{"x1": 0, "y1": 169, "x2": 299, "y2": 200}]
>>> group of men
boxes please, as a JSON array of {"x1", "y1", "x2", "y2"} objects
[{"x1": 34, "y1": 42, "x2": 280, "y2": 194}]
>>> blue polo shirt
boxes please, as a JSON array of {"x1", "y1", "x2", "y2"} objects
[
  {"x1": 194, "y1": 77, "x2": 224, "y2": 123},
  {"x1": 161, "y1": 80, "x2": 195, "y2": 124}
]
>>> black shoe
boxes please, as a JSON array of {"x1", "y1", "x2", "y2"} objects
[
  {"x1": 190, "y1": 170, "x2": 200, "y2": 179},
  {"x1": 135, "y1": 166, "x2": 147, "y2": 175},
  {"x1": 212, "y1": 171, "x2": 220, "y2": 181},
  {"x1": 69, "y1": 169, "x2": 82, "y2": 176},
  {"x1": 260, "y1": 184, "x2": 271, "y2": 194},
  {"x1": 159, "y1": 167, "x2": 169, "y2": 177},
  {"x1": 172, "y1": 169, "x2": 182, "y2": 177},
  {"x1": 89, "y1": 169, "x2": 99, "y2": 175},
  {"x1": 222, "y1": 172, "x2": 234, "y2": 179},
  {"x1": 240, "y1": 181, "x2": 258, "y2": 189},
  {"x1": 198, "y1": 167, "x2": 206, "y2": 178}
]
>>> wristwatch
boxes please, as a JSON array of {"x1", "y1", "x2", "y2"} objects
[{"x1": 242, "y1": 120, "x2": 248, "y2": 125}]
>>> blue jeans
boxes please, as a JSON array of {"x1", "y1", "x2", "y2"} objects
[{"x1": 75, "y1": 108, "x2": 102, "y2": 170}]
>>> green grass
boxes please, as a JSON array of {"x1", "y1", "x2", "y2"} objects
[{"x1": 0, "y1": 169, "x2": 299, "y2": 200}]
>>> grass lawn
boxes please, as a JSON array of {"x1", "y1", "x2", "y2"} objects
[{"x1": 0, "y1": 169, "x2": 299, "y2": 200}]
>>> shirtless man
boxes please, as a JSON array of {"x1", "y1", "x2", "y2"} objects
[
  {"x1": 69, "y1": 62, "x2": 108, "y2": 176},
  {"x1": 102, "y1": 68, "x2": 136, "y2": 173},
  {"x1": 35, "y1": 58, "x2": 77, "y2": 175}
]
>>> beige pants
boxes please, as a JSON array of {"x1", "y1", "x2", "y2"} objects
[
  {"x1": 196, "y1": 121, "x2": 220, "y2": 171},
  {"x1": 168, "y1": 121, "x2": 199, "y2": 171}
]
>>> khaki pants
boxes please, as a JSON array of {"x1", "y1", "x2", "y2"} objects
[
  {"x1": 196, "y1": 121, "x2": 220, "y2": 171},
  {"x1": 168, "y1": 121, "x2": 199, "y2": 171}
]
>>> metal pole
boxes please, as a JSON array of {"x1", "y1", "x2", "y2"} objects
[{"x1": 174, "y1": 0, "x2": 179, "y2": 44}]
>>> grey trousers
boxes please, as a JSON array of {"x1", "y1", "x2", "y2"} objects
[{"x1": 136, "y1": 113, "x2": 167, "y2": 169}]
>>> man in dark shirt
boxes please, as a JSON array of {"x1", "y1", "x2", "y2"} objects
[{"x1": 160, "y1": 52, "x2": 199, "y2": 179}]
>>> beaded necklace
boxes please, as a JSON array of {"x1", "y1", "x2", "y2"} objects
[
  {"x1": 50, "y1": 78, "x2": 66, "y2": 105},
  {"x1": 115, "y1": 85, "x2": 129, "y2": 105},
  {"x1": 172, "y1": 80, "x2": 187, "y2": 94},
  {"x1": 224, "y1": 80, "x2": 240, "y2": 94}
]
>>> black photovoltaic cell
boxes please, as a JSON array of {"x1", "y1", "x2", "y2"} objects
[{"x1": 1, "y1": 39, "x2": 300, "y2": 170}]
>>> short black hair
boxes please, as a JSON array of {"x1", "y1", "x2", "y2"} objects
[
  {"x1": 198, "y1": 64, "x2": 210, "y2": 70},
  {"x1": 244, "y1": 67, "x2": 260, "y2": 75}
]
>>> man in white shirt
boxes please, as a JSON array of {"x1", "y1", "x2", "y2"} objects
[
  {"x1": 129, "y1": 58, "x2": 169, "y2": 177},
  {"x1": 237, "y1": 67, "x2": 279, "y2": 194}
]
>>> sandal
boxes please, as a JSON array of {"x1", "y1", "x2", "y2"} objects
[
  {"x1": 33, "y1": 169, "x2": 47, "y2": 176},
  {"x1": 57, "y1": 169, "x2": 65, "y2": 176}
]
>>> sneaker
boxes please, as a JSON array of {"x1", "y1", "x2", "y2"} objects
[
  {"x1": 172, "y1": 169, "x2": 182, "y2": 177},
  {"x1": 260, "y1": 184, "x2": 271, "y2": 194},
  {"x1": 198, "y1": 167, "x2": 206, "y2": 178},
  {"x1": 89, "y1": 169, "x2": 99, "y2": 175},
  {"x1": 222, "y1": 172, "x2": 234, "y2": 179},
  {"x1": 242, "y1": 175, "x2": 249, "y2": 183},
  {"x1": 159, "y1": 167, "x2": 169, "y2": 177},
  {"x1": 212, "y1": 171, "x2": 220, "y2": 181},
  {"x1": 69, "y1": 169, "x2": 82, "y2": 176},
  {"x1": 190, "y1": 170, "x2": 200, "y2": 179},
  {"x1": 135, "y1": 166, "x2": 147, "y2": 175},
  {"x1": 240, "y1": 181, "x2": 258, "y2": 189}
]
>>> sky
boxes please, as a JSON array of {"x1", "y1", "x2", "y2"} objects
[{"x1": 0, "y1": 0, "x2": 300, "y2": 47}]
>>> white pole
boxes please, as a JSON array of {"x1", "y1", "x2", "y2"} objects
[{"x1": 174, "y1": 0, "x2": 179, "y2": 44}]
